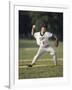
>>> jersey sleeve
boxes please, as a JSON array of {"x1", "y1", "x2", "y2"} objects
[
  {"x1": 47, "y1": 32, "x2": 53, "y2": 38},
  {"x1": 34, "y1": 32, "x2": 39, "y2": 38}
]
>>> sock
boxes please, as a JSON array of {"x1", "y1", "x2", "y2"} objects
[{"x1": 53, "y1": 54, "x2": 57, "y2": 65}]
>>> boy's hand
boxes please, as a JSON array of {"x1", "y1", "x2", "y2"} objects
[{"x1": 32, "y1": 25, "x2": 36, "y2": 29}]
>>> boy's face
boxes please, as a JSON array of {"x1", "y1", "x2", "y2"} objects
[{"x1": 41, "y1": 27, "x2": 46, "y2": 33}]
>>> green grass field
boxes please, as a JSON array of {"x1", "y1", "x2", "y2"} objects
[{"x1": 19, "y1": 39, "x2": 63, "y2": 79}]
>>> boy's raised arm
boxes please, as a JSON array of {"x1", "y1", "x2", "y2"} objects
[{"x1": 31, "y1": 25, "x2": 36, "y2": 36}]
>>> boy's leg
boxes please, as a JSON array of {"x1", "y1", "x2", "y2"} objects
[
  {"x1": 45, "y1": 46, "x2": 57, "y2": 65},
  {"x1": 31, "y1": 46, "x2": 44, "y2": 65},
  {"x1": 52, "y1": 52, "x2": 57, "y2": 65},
  {"x1": 27, "y1": 46, "x2": 44, "y2": 67}
]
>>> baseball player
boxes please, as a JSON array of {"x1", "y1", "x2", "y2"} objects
[{"x1": 27, "y1": 24, "x2": 59, "y2": 67}]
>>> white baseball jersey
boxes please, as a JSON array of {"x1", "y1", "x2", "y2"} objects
[{"x1": 34, "y1": 32, "x2": 53, "y2": 46}]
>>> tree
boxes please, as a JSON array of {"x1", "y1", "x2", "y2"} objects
[{"x1": 19, "y1": 11, "x2": 63, "y2": 41}]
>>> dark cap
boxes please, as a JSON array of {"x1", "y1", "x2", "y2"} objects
[{"x1": 40, "y1": 23, "x2": 46, "y2": 29}]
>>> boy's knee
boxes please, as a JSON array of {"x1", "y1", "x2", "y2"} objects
[{"x1": 50, "y1": 51, "x2": 56, "y2": 56}]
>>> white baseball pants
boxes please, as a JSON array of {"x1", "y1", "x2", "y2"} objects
[{"x1": 31, "y1": 45, "x2": 57, "y2": 65}]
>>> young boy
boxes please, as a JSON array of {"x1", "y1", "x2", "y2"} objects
[{"x1": 27, "y1": 24, "x2": 59, "y2": 67}]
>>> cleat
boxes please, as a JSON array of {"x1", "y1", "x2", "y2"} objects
[{"x1": 27, "y1": 64, "x2": 33, "y2": 67}]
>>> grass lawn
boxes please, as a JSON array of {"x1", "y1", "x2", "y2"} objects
[{"x1": 19, "y1": 39, "x2": 63, "y2": 79}]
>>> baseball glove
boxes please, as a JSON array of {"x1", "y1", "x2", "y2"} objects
[{"x1": 55, "y1": 40, "x2": 59, "y2": 47}]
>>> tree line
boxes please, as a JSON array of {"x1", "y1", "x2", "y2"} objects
[{"x1": 19, "y1": 10, "x2": 63, "y2": 41}]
